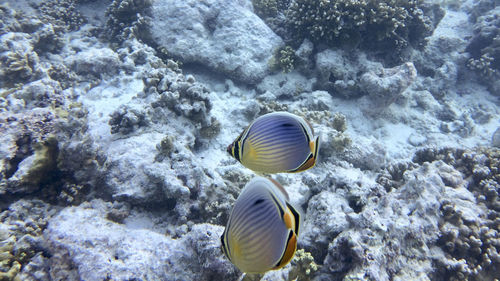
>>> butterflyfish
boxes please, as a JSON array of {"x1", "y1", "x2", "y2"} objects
[
  {"x1": 220, "y1": 176, "x2": 301, "y2": 273},
  {"x1": 227, "y1": 112, "x2": 320, "y2": 173}
]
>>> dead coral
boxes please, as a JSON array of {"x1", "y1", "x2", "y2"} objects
[
  {"x1": 0, "y1": 33, "x2": 40, "y2": 87},
  {"x1": 414, "y1": 147, "x2": 500, "y2": 280},
  {"x1": 149, "y1": 66, "x2": 219, "y2": 139},
  {"x1": 361, "y1": 62, "x2": 418, "y2": 112},
  {"x1": 109, "y1": 105, "x2": 148, "y2": 135},
  {"x1": 0, "y1": 200, "x2": 56, "y2": 281}
]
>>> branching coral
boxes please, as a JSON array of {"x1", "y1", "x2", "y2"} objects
[
  {"x1": 466, "y1": 6, "x2": 500, "y2": 94},
  {"x1": 284, "y1": 0, "x2": 442, "y2": 62},
  {"x1": 270, "y1": 45, "x2": 297, "y2": 73},
  {"x1": 106, "y1": 0, "x2": 153, "y2": 42},
  {"x1": 414, "y1": 147, "x2": 500, "y2": 280},
  {"x1": 38, "y1": 0, "x2": 86, "y2": 32},
  {"x1": 288, "y1": 249, "x2": 319, "y2": 281},
  {"x1": 252, "y1": 0, "x2": 279, "y2": 18}
]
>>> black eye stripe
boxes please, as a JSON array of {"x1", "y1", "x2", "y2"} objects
[{"x1": 234, "y1": 141, "x2": 241, "y2": 162}]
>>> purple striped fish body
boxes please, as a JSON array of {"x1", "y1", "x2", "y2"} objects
[
  {"x1": 220, "y1": 177, "x2": 301, "y2": 273},
  {"x1": 227, "y1": 112, "x2": 319, "y2": 173}
]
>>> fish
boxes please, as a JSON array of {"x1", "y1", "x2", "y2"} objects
[
  {"x1": 227, "y1": 112, "x2": 320, "y2": 173},
  {"x1": 220, "y1": 176, "x2": 301, "y2": 273}
]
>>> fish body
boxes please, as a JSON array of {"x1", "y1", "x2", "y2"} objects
[
  {"x1": 227, "y1": 112, "x2": 319, "y2": 173},
  {"x1": 220, "y1": 177, "x2": 301, "y2": 273}
]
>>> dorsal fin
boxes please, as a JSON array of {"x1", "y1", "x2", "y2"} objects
[{"x1": 268, "y1": 178, "x2": 289, "y2": 202}]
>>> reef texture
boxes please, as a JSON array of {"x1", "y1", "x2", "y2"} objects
[
  {"x1": 466, "y1": 5, "x2": 500, "y2": 94},
  {"x1": 149, "y1": 0, "x2": 283, "y2": 84},
  {"x1": 1, "y1": 0, "x2": 500, "y2": 281},
  {"x1": 262, "y1": 0, "x2": 445, "y2": 64},
  {"x1": 44, "y1": 200, "x2": 239, "y2": 281}
]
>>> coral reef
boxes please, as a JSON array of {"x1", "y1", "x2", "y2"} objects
[
  {"x1": 109, "y1": 105, "x2": 148, "y2": 135},
  {"x1": 287, "y1": 249, "x2": 319, "y2": 281},
  {"x1": 300, "y1": 191, "x2": 353, "y2": 262},
  {"x1": 314, "y1": 49, "x2": 382, "y2": 99},
  {"x1": 0, "y1": 33, "x2": 40, "y2": 87},
  {"x1": 0, "y1": 200, "x2": 56, "y2": 281},
  {"x1": 105, "y1": 0, "x2": 152, "y2": 42},
  {"x1": 44, "y1": 201, "x2": 239, "y2": 280},
  {"x1": 360, "y1": 62, "x2": 417, "y2": 112},
  {"x1": 149, "y1": 0, "x2": 283, "y2": 83},
  {"x1": 285, "y1": 0, "x2": 444, "y2": 62},
  {"x1": 147, "y1": 61, "x2": 219, "y2": 138},
  {"x1": 466, "y1": 6, "x2": 500, "y2": 94},
  {"x1": 413, "y1": 148, "x2": 500, "y2": 280},
  {"x1": 38, "y1": 0, "x2": 86, "y2": 32},
  {"x1": 154, "y1": 79, "x2": 214, "y2": 129},
  {"x1": 65, "y1": 47, "x2": 123, "y2": 80},
  {"x1": 256, "y1": 72, "x2": 315, "y2": 100},
  {"x1": 252, "y1": 0, "x2": 279, "y2": 18},
  {"x1": 1, "y1": 1, "x2": 499, "y2": 280},
  {"x1": 0, "y1": 76, "x2": 100, "y2": 203},
  {"x1": 270, "y1": 45, "x2": 297, "y2": 73}
]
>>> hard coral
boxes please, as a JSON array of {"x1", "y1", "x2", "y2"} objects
[
  {"x1": 106, "y1": 0, "x2": 152, "y2": 42},
  {"x1": 270, "y1": 45, "x2": 297, "y2": 73},
  {"x1": 252, "y1": 0, "x2": 279, "y2": 18},
  {"x1": 108, "y1": 105, "x2": 148, "y2": 135},
  {"x1": 288, "y1": 249, "x2": 320, "y2": 281},
  {"x1": 285, "y1": 0, "x2": 442, "y2": 62},
  {"x1": 0, "y1": 33, "x2": 40, "y2": 87},
  {"x1": 466, "y1": 6, "x2": 500, "y2": 94},
  {"x1": 38, "y1": 0, "x2": 86, "y2": 32},
  {"x1": 0, "y1": 200, "x2": 55, "y2": 281},
  {"x1": 414, "y1": 147, "x2": 500, "y2": 280}
]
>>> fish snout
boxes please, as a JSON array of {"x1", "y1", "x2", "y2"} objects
[{"x1": 227, "y1": 143, "x2": 233, "y2": 155}]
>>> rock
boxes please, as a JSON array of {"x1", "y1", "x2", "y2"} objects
[
  {"x1": 256, "y1": 72, "x2": 315, "y2": 99},
  {"x1": 360, "y1": 62, "x2": 417, "y2": 112},
  {"x1": 44, "y1": 201, "x2": 238, "y2": 281},
  {"x1": 295, "y1": 39, "x2": 314, "y2": 72},
  {"x1": 65, "y1": 47, "x2": 123, "y2": 79},
  {"x1": 149, "y1": 0, "x2": 283, "y2": 84},
  {"x1": 315, "y1": 49, "x2": 382, "y2": 99},
  {"x1": 492, "y1": 127, "x2": 500, "y2": 147},
  {"x1": 300, "y1": 191, "x2": 352, "y2": 262},
  {"x1": 320, "y1": 160, "x2": 478, "y2": 280}
]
